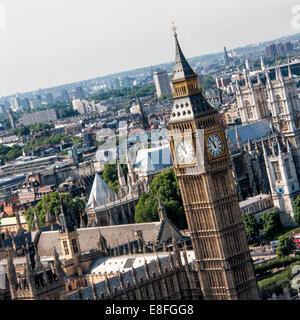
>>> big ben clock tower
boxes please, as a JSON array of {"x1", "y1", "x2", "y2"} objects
[{"x1": 168, "y1": 26, "x2": 259, "y2": 300}]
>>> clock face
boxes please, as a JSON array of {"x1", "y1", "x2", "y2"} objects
[
  {"x1": 207, "y1": 134, "x2": 223, "y2": 158},
  {"x1": 176, "y1": 141, "x2": 195, "y2": 164}
]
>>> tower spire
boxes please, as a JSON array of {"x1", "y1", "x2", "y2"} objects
[{"x1": 172, "y1": 23, "x2": 197, "y2": 81}]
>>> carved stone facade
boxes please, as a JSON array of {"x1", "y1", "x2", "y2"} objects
[
  {"x1": 5, "y1": 247, "x2": 67, "y2": 300},
  {"x1": 167, "y1": 30, "x2": 259, "y2": 300},
  {"x1": 236, "y1": 71, "x2": 270, "y2": 125}
]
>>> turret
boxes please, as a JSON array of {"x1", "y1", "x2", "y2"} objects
[
  {"x1": 24, "y1": 246, "x2": 35, "y2": 295},
  {"x1": 91, "y1": 281, "x2": 99, "y2": 300},
  {"x1": 33, "y1": 210, "x2": 41, "y2": 233},
  {"x1": 157, "y1": 194, "x2": 168, "y2": 221},
  {"x1": 260, "y1": 56, "x2": 265, "y2": 71},
  {"x1": 117, "y1": 161, "x2": 127, "y2": 191},
  {"x1": 235, "y1": 126, "x2": 242, "y2": 150},
  {"x1": 15, "y1": 210, "x2": 24, "y2": 236},
  {"x1": 6, "y1": 250, "x2": 17, "y2": 299},
  {"x1": 288, "y1": 63, "x2": 293, "y2": 78},
  {"x1": 105, "y1": 274, "x2": 111, "y2": 296},
  {"x1": 34, "y1": 246, "x2": 43, "y2": 272},
  {"x1": 172, "y1": 231, "x2": 182, "y2": 268},
  {"x1": 276, "y1": 66, "x2": 284, "y2": 82},
  {"x1": 143, "y1": 259, "x2": 150, "y2": 279}
]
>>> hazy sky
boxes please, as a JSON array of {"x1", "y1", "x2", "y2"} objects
[{"x1": 0, "y1": 0, "x2": 300, "y2": 96}]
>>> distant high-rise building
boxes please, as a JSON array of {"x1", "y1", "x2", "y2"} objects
[
  {"x1": 30, "y1": 98, "x2": 42, "y2": 110},
  {"x1": 9, "y1": 97, "x2": 20, "y2": 111},
  {"x1": 112, "y1": 78, "x2": 120, "y2": 90},
  {"x1": 105, "y1": 79, "x2": 113, "y2": 90},
  {"x1": 120, "y1": 76, "x2": 134, "y2": 88},
  {"x1": 276, "y1": 43, "x2": 285, "y2": 55},
  {"x1": 72, "y1": 99, "x2": 87, "y2": 115},
  {"x1": 223, "y1": 46, "x2": 230, "y2": 65},
  {"x1": 45, "y1": 92, "x2": 54, "y2": 105},
  {"x1": 75, "y1": 87, "x2": 85, "y2": 100},
  {"x1": 83, "y1": 132, "x2": 93, "y2": 148},
  {"x1": 153, "y1": 70, "x2": 172, "y2": 98},
  {"x1": 266, "y1": 43, "x2": 278, "y2": 58},
  {"x1": 60, "y1": 90, "x2": 69, "y2": 102},
  {"x1": 21, "y1": 98, "x2": 30, "y2": 109},
  {"x1": 245, "y1": 59, "x2": 252, "y2": 71},
  {"x1": 283, "y1": 41, "x2": 293, "y2": 53},
  {"x1": 7, "y1": 108, "x2": 16, "y2": 128}
]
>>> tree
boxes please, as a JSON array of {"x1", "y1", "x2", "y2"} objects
[
  {"x1": 276, "y1": 236, "x2": 296, "y2": 258},
  {"x1": 135, "y1": 193, "x2": 159, "y2": 223},
  {"x1": 0, "y1": 144, "x2": 22, "y2": 164},
  {"x1": 23, "y1": 133, "x2": 73, "y2": 152},
  {"x1": 124, "y1": 104, "x2": 131, "y2": 114},
  {"x1": 101, "y1": 163, "x2": 128, "y2": 194},
  {"x1": 292, "y1": 196, "x2": 300, "y2": 225},
  {"x1": 25, "y1": 192, "x2": 86, "y2": 230},
  {"x1": 261, "y1": 210, "x2": 283, "y2": 239},
  {"x1": 242, "y1": 212, "x2": 260, "y2": 243},
  {"x1": 134, "y1": 168, "x2": 187, "y2": 230},
  {"x1": 201, "y1": 73, "x2": 216, "y2": 92}
]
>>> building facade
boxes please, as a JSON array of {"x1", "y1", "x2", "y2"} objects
[
  {"x1": 153, "y1": 70, "x2": 172, "y2": 98},
  {"x1": 167, "y1": 28, "x2": 259, "y2": 300}
]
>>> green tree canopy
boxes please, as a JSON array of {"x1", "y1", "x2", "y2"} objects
[
  {"x1": 292, "y1": 196, "x2": 300, "y2": 225},
  {"x1": 276, "y1": 236, "x2": 296, "y2": 258},
  {"x1": 25, "y1": 192, "x2": 86, "y2": 230},
  {"x1": 9, "y1": 123, "x2": 54, "y2": 137},
  {"x1": 135, "y1": 193, "x2": 159, "y2": 223},
  {"x1": 0, "y1": 144, "x2": 22, "y2": 164},
  {"x1": 134, "y1": 168, "x2": 187, "y2": 230},
  {"x1": 261, "y1": 210, "x2": 283, "y2": 239},
  {"x1": 88, "y1": 84, "x2": 155, "y2": 102},
  {"x1": 242, "y1": 212, "x2": 260, "y2": 243},
  {"x1": 201, "y1": 73, "x2": 216, "y2": 92},
  {"x1": 101, "y1": 163, "x2": 128, "y2": 194},
  {"x1": 23, "y1": 133, "x2": 73, "y2": 152}
]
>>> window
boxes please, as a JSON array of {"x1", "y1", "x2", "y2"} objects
[
  {"x1": 63, "y1": 241, "x2": 69, "y2": 256},
  {"x1": 289, "y1": 92, "x2": 296, "y2": 112},
  {"x1": 275, "y1": 95, "x2": 285, "y2": 114},
  {"x1": 272, "y1": 161, "x2": 282, "y2": 181},
  {"x1": 245, "y1": 101, "x2": 253, "y2": 119},
  {"x1": 71, "y1": 239, "x2": 79, "y2": 254},
  {"x1": 285, "y1": 159, "x2": 293, "y2": 179}
]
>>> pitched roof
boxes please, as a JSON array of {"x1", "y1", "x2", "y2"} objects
[
  {"x1": 4, "y1": 231, "x2": 40, "y2": 249},
  {"x1": 226, "y1": 120, "x2": 272, "y2": 145},
  {"x1": 0, "y1": 216, "x2": 27, "y2": 226},
  {"x1": 87, "y1": 173, "x2": 117, "y2": 208},
  {"x1": 68, "y1": 251, "x2": 196, "y2": 300},
  {"x1": 37, "y1": 219, "x2": 183, "y2": 258},
  {"x1": 172, "y1": 34, "x2": 196, "y2": 81},
  {"x1": 135, "y1": 145, "x2": 172, "y2": 174}
]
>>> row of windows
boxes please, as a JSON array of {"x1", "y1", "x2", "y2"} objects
[
  {"x1": 63, "y1": 239, "x2": 79, "y2": 256},
  {"x1": 272, "y1": 159, "x2": 293, "y2": 181}
]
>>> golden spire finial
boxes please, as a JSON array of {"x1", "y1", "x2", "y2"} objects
[{"x1": 172, "y1": 21, "x2": 177, "y2": 38}]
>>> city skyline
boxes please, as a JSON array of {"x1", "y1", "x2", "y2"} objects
[{"x1": 0, "y1": 0, "x2": 299, "y2": 96}]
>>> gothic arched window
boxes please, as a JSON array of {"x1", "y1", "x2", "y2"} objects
[
  {"x1": 275, "y1": 94, "x2": 285, "y2": 114},
  {"x1": 245, "y1": 100, "x2": 253, "y2": 119},
  {"x1": 289, "y1": 92, "x2": 295, "y2": 112}
]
